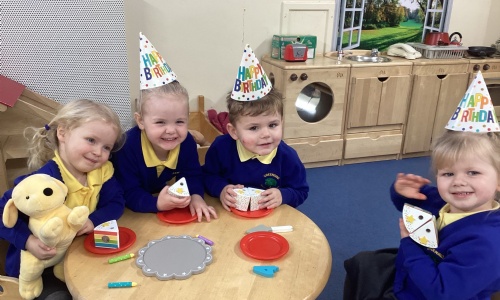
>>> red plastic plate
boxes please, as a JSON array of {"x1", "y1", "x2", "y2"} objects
[
  {"x1": 84, "y1": 226, "x2": 136, "y2": 255},
  {"x1": 230, "y1": 207, "x2": 273, "y2": 218},
  {"x1": 157, "y1": 207, "x2": 197, "y2": 224},
  {"x1": 240, "y1": 231, "x2": 289, "y2": 260}
]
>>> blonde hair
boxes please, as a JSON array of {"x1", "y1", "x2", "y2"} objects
[
  {"x1": 136, "y1": 81, "x2": 189, "y2": 115},
  {"x1": 432, "y1": 130, "x2": 500, "y2": 203},
  {"x1": 226, "y1": 88, "x2": 283, "y2": 125},
  {"x1": 25, "y1": 99, "x2": 125, "y2": 170}
]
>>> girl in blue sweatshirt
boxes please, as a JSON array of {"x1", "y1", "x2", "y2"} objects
[
  {"x1": 0, "y1": 99, "x2": 126, "y2": 299},
  {"x1": 344, "y1": 131, "x2": 500, "y2": 300}
]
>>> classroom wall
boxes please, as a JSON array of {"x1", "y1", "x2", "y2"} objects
[
  {"x1": 448, "y1": 0, "x2": 499, "y2": 48},
  {"x1": 125, "y1": 0, "x2": 500, "y2": 114}
]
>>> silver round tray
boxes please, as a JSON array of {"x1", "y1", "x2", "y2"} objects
[{"x1": 136, "y1": 235, "x2": 213, "y2": 280}]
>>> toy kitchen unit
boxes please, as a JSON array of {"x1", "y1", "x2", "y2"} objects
[{"x1": 261, "y1": 55, "x2": 350, "y2": 168}]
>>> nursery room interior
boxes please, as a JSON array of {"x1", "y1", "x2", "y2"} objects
[{"x1": 1, "y1": 0, "x2": 500, "y2": 299}]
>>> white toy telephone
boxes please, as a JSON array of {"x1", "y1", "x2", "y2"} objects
[{"x1": 387, "y1": 43, "x2": 422, "y2": 60}]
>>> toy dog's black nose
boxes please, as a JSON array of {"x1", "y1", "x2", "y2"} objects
[{"x1": 43, "y1": 188, "x2": 53, "y2": 196}]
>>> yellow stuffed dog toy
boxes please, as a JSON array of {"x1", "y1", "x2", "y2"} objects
[{"x1": 2, "y1": 174, "x2": 89, "y2": 300}]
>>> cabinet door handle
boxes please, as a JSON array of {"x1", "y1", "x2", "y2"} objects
[{"x1": 290, "y1": 74, "x2": 298, "y2": 81}]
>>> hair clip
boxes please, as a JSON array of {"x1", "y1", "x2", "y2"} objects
[{"x1": 44, "y1": 124, "x2": 51, "y2": 131}]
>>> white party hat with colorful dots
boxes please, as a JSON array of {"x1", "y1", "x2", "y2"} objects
[
  {"x1": 139, "y1": 32, "x2": 177, "y2": 90},
  {"x1": 445, "y1": 71, "x2": 500, "y2": 132},
  {"x1": 231, "y1": 44, "x2": 272, "y2": 101}
]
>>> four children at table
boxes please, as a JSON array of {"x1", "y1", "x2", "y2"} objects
[{"x1": 3, "y1": 33, "x2": 500, "y2": 299}]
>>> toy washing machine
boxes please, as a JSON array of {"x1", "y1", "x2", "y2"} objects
[{"x1": 261, "y1": 55, "x2": 350, "y2": 167}]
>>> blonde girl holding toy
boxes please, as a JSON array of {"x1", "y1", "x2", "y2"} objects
[
  {"x1": 111, "y1": 32, "x2": 217, "y2": 222},
  {"x1": 0, "y1": 98, "x2": 126, "y2": 299},
  {"x1": 343, "y1": 72, "x2": 500, "y2": 300}
]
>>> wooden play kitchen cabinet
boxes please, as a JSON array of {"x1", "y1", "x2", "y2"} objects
[
  {"x1": 262, "y1": 54, "x2": 473, "y2": 167},
  {"x1": 261, "y1": 56, "x2": 349, "y2": 167},
  {"x1": 403, "y1": 59, "x2": 469, "y2": 157},
  {"x1": 344, "y1": 62, "x2": 412, "y2": 163}
]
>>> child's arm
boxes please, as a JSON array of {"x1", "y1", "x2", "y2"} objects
[
  {"x1": 393, "y1": 173, "x2": 431, "y2": 200},
  {"x1": 397, "y1": 229, "x2": 500, "y2": 299},
  {"x1": 25, "y1": 235, "x2": 57, "y2": 260},
  {"x1": 390, "y1": 174, "x2": 443, "y2": 214},
  {"x1": 112, "y1": 146, "x2": 164, "y2": 213},
  {"x1": 90, "y1": 175, "x2": 125, "y2": 227},
  {"x1": 219, "y1": 184, "x2": 244, "y2": 211},
  {"x1": 188, "y1": 194, "x2": 218, "y2": 221},
  {"x1": 157, "y1": 185, "x2": 191, "y2": 210},
  {"x1": 275, "y1": 144, "x2": 309, "y2": 208},
  {"x1": 202, "y1": 137, "x2": 234, "y2": 198},
  {"x1": 257, "y1": 188, "x2": 282, "y2": 209}
]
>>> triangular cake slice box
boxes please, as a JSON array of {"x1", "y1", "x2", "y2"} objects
[
  {"x1": 234, "y1": 187, "x2": 264, "y2": 211},
  {"x1": 409, "y1": 216, "x2": 438, "y2": 248},
  {"x1": 94, "y1": 220, "x2": 120, "y2": 249},
  {"x1": 168, "y1": 177, "x2": 190, "y2": 197},
  {"x1": 248, "y1": 188, "x2": 264, "y2": 211},
  {"x1": 402, "y1": 203, "x2": 434, "y2": 233},
  {"x1": 233, "y1": 188, "x2": 251, "y2": 211}
]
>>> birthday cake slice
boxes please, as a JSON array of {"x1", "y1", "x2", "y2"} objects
[
  {"x1": 168, "y1": 177, "x2": 190, "y2": 197},
  {"x1": 402, "y1": 204, "x2": 438, "y2": 248},
  {"x1": 234, "y1": 187, "x2": 264, "y2": 211},
  {"x1": 94, "y1": 220, "x2": 120, "y2": 249}
]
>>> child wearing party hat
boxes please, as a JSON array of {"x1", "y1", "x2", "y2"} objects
[
  {"x1": 111, "y1": 32, "x2": 217, "y2": 222},
  {"x1": 202, "y1": 44, "x2": 309, "y2": 212},
  {"x1": 343, "y1": 71, "x2": 500, "y2": 299}
]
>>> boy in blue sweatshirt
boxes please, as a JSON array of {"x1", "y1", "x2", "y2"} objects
[{"x1": 203, "y1": 44, "x2": 309, "y2": 211}]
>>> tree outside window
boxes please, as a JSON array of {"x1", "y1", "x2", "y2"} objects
[{"x1": 335, "y1": 0, "x2": 453, "y2": 51}]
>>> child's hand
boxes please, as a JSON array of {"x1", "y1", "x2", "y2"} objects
[
  {"x1": 258, "y1": 188, "x2": 283, "y2": 209},
  {"x1": 157, "y1": 185, "x2": 191, "y2": 211},
  {"x1": 25, "y1": 235, "x2": 56, "y2": 260},
  {"x1": 220, "y1": 184, "x2": 244, "y2": 212},
  {"x1": 399, "y1": 218, "x2": 410, "y2": 239},
  {"x1": 189, "y1": 194, "x2": 218, "y2": 222},
  {"x1": 76, "y1": 219, "x2": 95, "y2": 236},
  {"x1": 394, "y1": 173, "x2": 431, "y2": 200}
]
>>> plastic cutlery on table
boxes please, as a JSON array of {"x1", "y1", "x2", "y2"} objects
[{"x1": 245, "y1": 224, "x2": 293, "y2": 234}]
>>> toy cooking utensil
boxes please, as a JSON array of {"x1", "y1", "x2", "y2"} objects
[{"x1": 245, "y1": 224, "x2": 293, "y2": 234}]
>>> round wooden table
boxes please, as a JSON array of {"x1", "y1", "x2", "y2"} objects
[{"x1": 64, "y1": 196, "x2": 332, "y2": 300}]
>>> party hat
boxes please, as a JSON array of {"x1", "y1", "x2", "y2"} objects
[
  {"x1": 139, "y1": 32, "x2": 177, "y2": 90},
  {"x1": 231, "y1": 44, "x2": 272, "y2": 101},
  {"x1": 445, "y1": 71, "x2": 500, "y2": 132}
]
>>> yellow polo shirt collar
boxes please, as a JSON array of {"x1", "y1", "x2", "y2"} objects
[
  {"x1": 141, "y1": 131, "x2": 179, "y2": 176},
  {"x1": 53, "y1": 151, "x2": 113, "y2": 213},
  {"x1": 437, "y1": 201, "x2": 500, "y2": 230},
  {"x1": 236, "y1": 140, "x2": 277, "y2": 164}
]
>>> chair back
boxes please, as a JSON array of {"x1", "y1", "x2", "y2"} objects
[{"x1": 0, "y1": 275, "x2": 21, "y2": 299}]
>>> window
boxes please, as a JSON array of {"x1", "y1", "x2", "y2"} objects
[{"x1": 333, "y1": 0, "x2": 454, "y2": 51}]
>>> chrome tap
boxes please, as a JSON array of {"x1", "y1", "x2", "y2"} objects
[
  {"x1": 338, "y1": 49, "x2": 344, "y2": 61},
  {"x1": 371, "y1": 48, "x2": 379, "y2": 57}
]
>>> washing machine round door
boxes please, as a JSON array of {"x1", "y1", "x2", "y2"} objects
[{"x1": 295, "y1": 82, "x2": 333, "y2": 123}]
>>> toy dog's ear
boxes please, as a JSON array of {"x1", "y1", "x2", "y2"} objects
[
  {"x1": 2, "y1": 199, "x2": 19, "y2": 228},
  {"x1": 54, "y1": 177, "x2": 68, "y2": 196}
]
